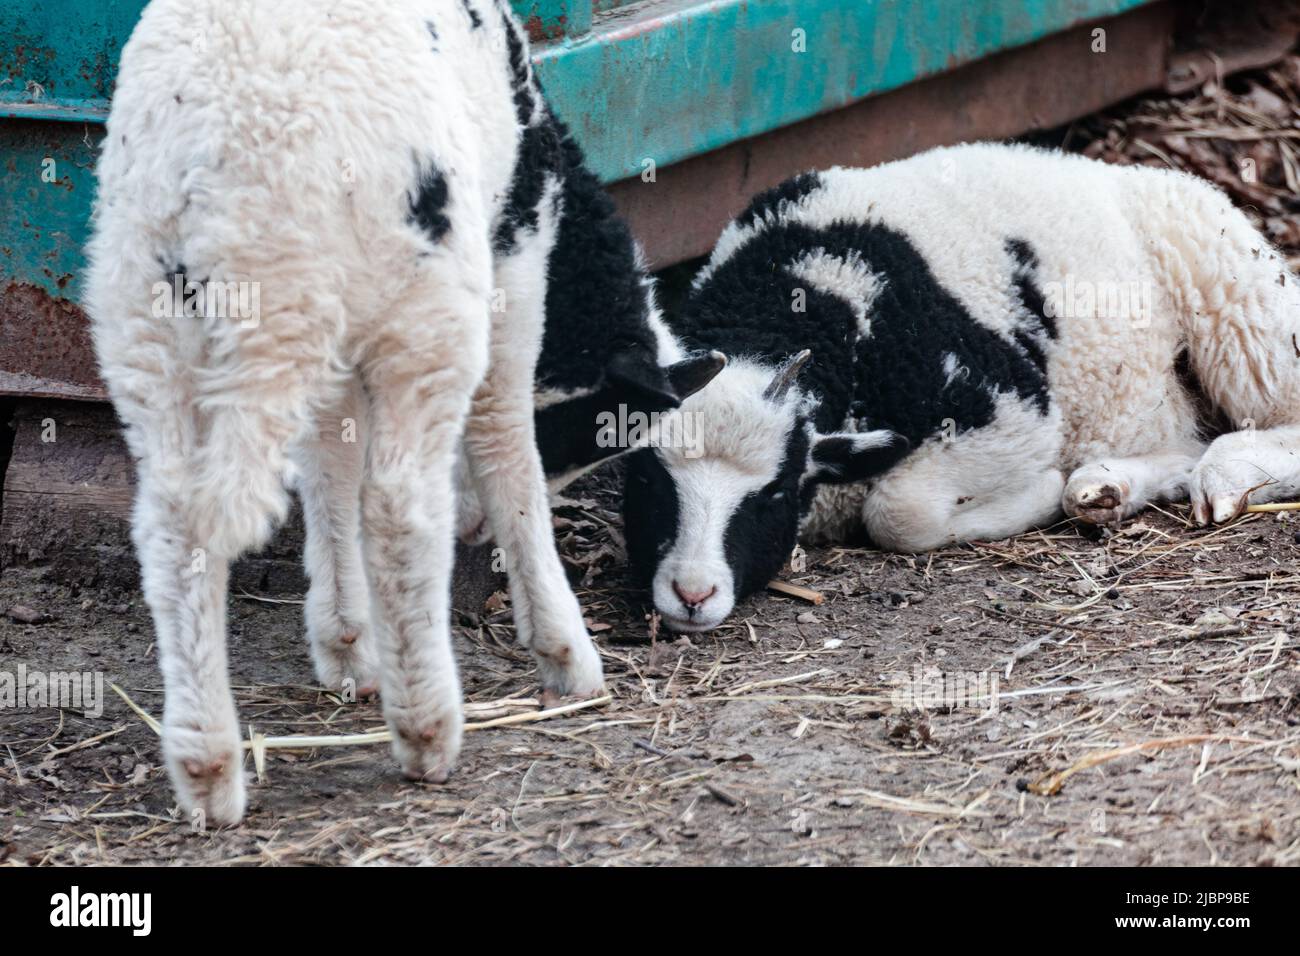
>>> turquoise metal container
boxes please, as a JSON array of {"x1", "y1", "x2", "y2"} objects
[{"x1": 0, "y1": 0, "x2": 1154, "y2": 396}]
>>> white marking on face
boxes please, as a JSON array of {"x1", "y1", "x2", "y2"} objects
[
  {"x1": 534, "y1": 384, "x2": 596, "y2": 410},
  {"x1": 649, "y1": 361, "x2": 802, "y2": 632}
]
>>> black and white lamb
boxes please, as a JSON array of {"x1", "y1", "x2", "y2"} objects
[{"x1": 623, "y1": 143, "x2": 1300, "y2": 633}]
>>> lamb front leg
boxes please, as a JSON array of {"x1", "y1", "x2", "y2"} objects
[
  {"x1": 465, "y1": 257, "x2": 604, "y2": 697},
  {"x1": 1063, "y1": 451, "x2": 1202, "y2": 528},
  {"x1": 1190, "y1": 425, "x2": 1300, "y2": 524}
]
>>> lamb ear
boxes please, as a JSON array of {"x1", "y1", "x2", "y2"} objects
[
  {"x1": 605, "y1": 351, "x2": 680, "y2": 409},
  {"x1": 606, "y1": 349, "x2": 727, "y2": 407},
  {"x1": 666, "y1": 350, "x2": 726, "y2": 401},
  {"x1": 808, "y1": 429, "x2": 911, "y2": 485}
]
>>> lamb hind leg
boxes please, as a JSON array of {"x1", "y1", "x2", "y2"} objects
[
  {"x1": 132, "y1": 468, "x2": 247, "y2": 827},
  {"x1": 1190, "y1": 425, "x2": 1300, "y2": 524},
  {"x1": 358, "y1": 282, "x2": 490, "y2": 783},
  {"x1": 297, "y1": 374, "x2": 380, "y2": 697},
  {"x1": 1064, "y1": 452, "x2": 1201, "y2": 528},
  {"x1": 865, "y1": 466, "x2": 1065, "y2": 552},
  {"x1": 128, "y1": 391, "x2": 303, "y2": 826}
]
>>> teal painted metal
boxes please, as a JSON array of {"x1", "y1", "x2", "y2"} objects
[
  {"x1": 0, "y1": 0, "x2": 587, "y2": 120},
  {"x1": 1, "y1": 0, "x2": 1159, "y2": 305},
  {"x1": 0, "y1": 121, "x2": 95, "y2": 298},
  {"x1": 517, "y1": 0, "x2": 592, "y2": 39},
  {"x1": 535, "y1": 0, "x2": 1156, "y2": 181},
  {"x1": 0, "y1": 0, "x2": 148, "y2": 122}
]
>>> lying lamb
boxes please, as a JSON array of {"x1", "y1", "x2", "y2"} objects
[
  {"x1": 623, "y1": 142, "x2": 1300, "y2": 633},
  {"x1": 85, "y1": 0, "x2": 711, "y2": 825}
]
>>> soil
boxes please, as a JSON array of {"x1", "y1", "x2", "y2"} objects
[{"x1": 3, "y1": 472, "x2": 1298, "y2": 865}]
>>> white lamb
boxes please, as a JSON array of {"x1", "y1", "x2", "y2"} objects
[{"x1": 85, "y1": 0, "x2": 605, "y2": 825}]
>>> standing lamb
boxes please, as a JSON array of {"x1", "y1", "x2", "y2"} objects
[
  {"x1": 624, "y1": 143, "x2": 1300, "y2": 633},
  {"x1": 85, "y1": 0, "x2": 697, "y2": 825}
]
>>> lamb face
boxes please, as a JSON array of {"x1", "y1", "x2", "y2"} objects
[{"x1": 624, "y1": 355, "x2": 906, "y2": 632}]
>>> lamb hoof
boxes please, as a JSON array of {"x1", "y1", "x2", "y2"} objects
[
  {"x1": 388, "y1": 701, "x2": 463, "y2": 786},
  {"x1": 1063, "y1": 479, "x2": 1129, "y2": 529},
  {"x1": 165, "y1": 724, "x2": 247, "y2": 828}
]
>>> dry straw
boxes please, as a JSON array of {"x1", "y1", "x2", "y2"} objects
[{"x1": 108, "y1": 682, "x2": 611, "y2": 781}]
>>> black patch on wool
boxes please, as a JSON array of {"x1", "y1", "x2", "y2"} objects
[
  {"x1": 499, "y1": 8, "x2": 533, "y2": 125},
  {"x1": 424, "y1": 19, "x2": 438, "y2": 46},
  {"x1": 536, "y1": 117, "x2": 660, "y2": 394},
  {"x1": 626, "y1": 209, "x2": 1055, "y2": 604},
  {"x1": 721, "y1": 424, "x2": 811, "y2": 599},
  {"x1": 1006, "y1": 239, "x2": 1055, "y2": 337},
  {"x1": 681, "y1": 220, "x2": 1051, "y2": 441},
  {"x1": 1006, "y1": 238, "x2": 1056, "y2": 373},
  {"x1": 165, "y1": 264, "x2": 200, "y2": 318},
  {"x1": 534, "y1": 376, "x2": 679, "y2": 477},
  {"x1": 624, "y1": 449, "x2": 680, "y2": 588},
  {"x1": 484, "y1": 29, "x2": 661, "y2": 479},
  {"x1": 408, "y1": 158, "x2": 451, "y2": 243},
  {"x1": 812, "y1": 431, "x2": 913, "y2": 485},
  {"x1": 493, "y1": 106, "x2": 662, "y2": 475},
  {"x1": 1174, "y1": 346, "x2": 1234, "y2": 441},
  {"x1": 460, "y1": 0, "x2": 483, "y2": 29},
  {"x1": 735, "y1": 171, "x2": 823, "y2": 228},
  {"x1": 493, "y1": 117, "x2": 562, "y2": 253}
]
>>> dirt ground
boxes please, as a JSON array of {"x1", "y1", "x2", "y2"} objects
[
  {"x1": 4, "y1": 60, "x2": 1300, "y2": 868},
  {"x1": 3, "y1": 470, "x2": 1299, "y2": 866}
]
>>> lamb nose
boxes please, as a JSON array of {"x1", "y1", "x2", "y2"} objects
[{"x1": 673, "y1": 581, "x2": 718, "y2": 609}]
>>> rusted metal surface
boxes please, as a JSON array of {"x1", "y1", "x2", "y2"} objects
[
  {"x1": 535, "y1": 0, "x2": 1157, "y2": 182},
  {"x1": 612, "y1": 1, "x2": 1180, "y2": 268},
  {"x1": 0, "y1": 115, "x2": 104, "y2": 399},
  {"x1": 0, "y1": 119, "x2": 98, "y2": 303},
  {"x1": 0, "y1": 1, "x2": 584, "y2": 118},
  {"x1": 517, "y1": 0, "x2": 590, "y2": 41},
  {"x1": 1166, "y1": 0, "x2": 1300, "y2": 94},
  {"x1": 0, "y1": 280, "x2": 104, "y2": 400},
  {"x1": 0, "y1": 0, "x2": 138, "y2": 120}
]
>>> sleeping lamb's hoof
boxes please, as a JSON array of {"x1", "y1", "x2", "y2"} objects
[
  {"x1": 1063, "y1": 473, "x2": 1130, "y2": 529},
  {"x1": 1190, "y1": 434, "x2": 1264, "y2": 525}
]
